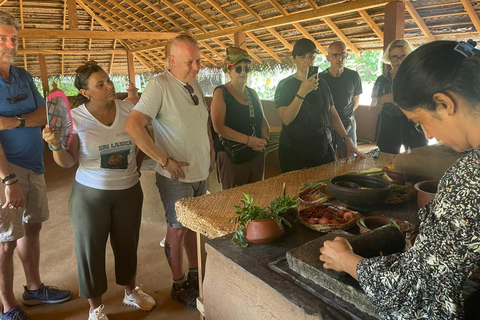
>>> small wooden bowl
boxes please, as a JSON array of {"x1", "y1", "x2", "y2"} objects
[{"x1": 357, "y1": 216, "x2": 411, "y2": 234}]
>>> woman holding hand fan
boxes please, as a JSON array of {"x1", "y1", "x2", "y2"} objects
[{"x1": 43, "y1": 61, "x2": 155, "y2": 320}]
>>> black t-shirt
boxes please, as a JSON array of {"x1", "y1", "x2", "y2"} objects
[
  {"x1": 319, "y1": 67, "x2": 362, "y2": 122},
  {"x1": 274, "y1": 75, "x2": 333, "y2": 159}
]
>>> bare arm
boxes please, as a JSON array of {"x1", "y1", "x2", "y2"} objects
[
  {"x1": 0, "y1": 143, "x2": 25, "y2": 209},
  {"x1": 43, "y1": 127, "x2": 79, "y2": 168},
  {"x1": 0, "y1": 106, "x2": 47, "y2": 131},
  {"x1": 125, "y1": 110, "x2": 189, "y2": 180},
  {"x1": 352, "y1": 95, "x2": 360, "y2": 112},
  {"x1": 330, "y1": 107, "x2": 365, "y2": 158},
  {"x1": 277, "y1": 75, "x2": 318, "y2": 126}
]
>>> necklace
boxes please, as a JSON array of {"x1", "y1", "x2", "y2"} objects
[{"x1": 229, "y1": 83, "x2": 248, "y2": 102}]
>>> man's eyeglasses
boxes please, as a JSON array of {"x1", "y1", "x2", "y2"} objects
[
  {"x1": 234, "y1": 66, "x2": 250, "y2": 74},
  {"x1": 8, "y1": 93, "x2": 28, "y2": 104},
  {"x1": 331, "y1": 53, "x2": 348, "y2": 59},
  {"x1": 390, "y1": 55, "x2": 406, "y2": 62},
  {"x1": 184, "y1": 84, "x2": 199, "y2": 105},
  {"x1": 75, "y1": 60, "x2": 98, "y2": 73}
]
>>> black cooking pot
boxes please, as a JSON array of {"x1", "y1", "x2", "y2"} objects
[{"x1": 327, "y1": 175, "x2": 391, "y2": 211}]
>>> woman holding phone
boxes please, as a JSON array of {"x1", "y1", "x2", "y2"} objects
[{"x1": 274, "y1": 38, "x2": 363, "y2": 173}]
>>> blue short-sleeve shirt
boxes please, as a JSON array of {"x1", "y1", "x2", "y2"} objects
[{"x1": 0, "y1": 66, "x2": 45, "y2": 173}]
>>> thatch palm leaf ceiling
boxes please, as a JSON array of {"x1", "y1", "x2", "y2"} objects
[{"x1": 0, "y1": 0, "x2": 479, "y2": 77}]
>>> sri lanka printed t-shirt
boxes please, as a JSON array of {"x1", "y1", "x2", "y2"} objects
[{"x1": 71, "y1": 99, "x2": 139, "y2": 190}]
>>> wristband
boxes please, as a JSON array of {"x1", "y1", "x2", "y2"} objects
[
  {"x1": 262, "y1": 138, "x2": 269, "y2": 146},
  {"x1": 161, "y1": 156, "x2": 170, "y2": 170},
  {"x1": 48, "y1": 144, "x2": 62, "y2": 152},
  {"x1": 342, "y1": 135, "x2": 351, "y2": 142},
  {"x1": 1, "y1": 173, "x2": 16, "y2": 184},
  {"x1": 295, "y1": 94, "x2": 305, "y2": 100},
  {"x1": 246, "y1": 135, "x2": 250, "y2": 145},
  {"x1": 5, "y1": 179, "x2": 19, "y2": 186}
]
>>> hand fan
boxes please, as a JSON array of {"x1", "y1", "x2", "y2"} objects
[{"x1": 46, "y1": 91, "x2": 74, "y2": 148}]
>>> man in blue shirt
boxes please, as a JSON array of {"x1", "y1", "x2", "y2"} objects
[{"x1": 0, "y1": 10, "x2": 71, "y2": 320}]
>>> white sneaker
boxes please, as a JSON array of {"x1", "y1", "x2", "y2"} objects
[
  {"x1": 89, "y1": 304, "x2": 108, "y2": 320},
  {"x1": 160, "y1": 237, "x2": 166, "y2": 247},
  {"x1": 123, "y1": 286, "x2": 156, "y2": 311}
]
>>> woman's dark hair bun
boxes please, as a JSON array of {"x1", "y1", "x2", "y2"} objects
[{"x1": 393, "y1": 40, "x2": 480, "y2": 112}]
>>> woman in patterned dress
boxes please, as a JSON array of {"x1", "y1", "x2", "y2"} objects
[{"x1": 320, "y1": 40, "x2": 480, "y2": 319}]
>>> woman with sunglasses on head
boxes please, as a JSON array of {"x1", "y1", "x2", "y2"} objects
[
  {"x1": 274, "y1": 38, "x2": 363, "y2": 173},
  {"x1": 210, "y1": 47, "x2": 269, "y2": 189},
  {"x1": 371, "y1": 39, "x2": 428, "y2": 154},
  {"x1": 320, "y1": 40, "x2": 480, "y2": 319},
  {"x1": 42, "y1": 61, "x2": 155, "y2": 320}
]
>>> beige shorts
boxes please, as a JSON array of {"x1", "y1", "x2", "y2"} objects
[{"x1": 0, "y1": 163, "x2": 49, "y2": 242}]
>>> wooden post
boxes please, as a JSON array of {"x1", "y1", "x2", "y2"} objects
[
  {"x1": 383, "y1": 1, "x2": 405, "y2": 49},
  {"x1": 38, "y1": 54, "x2": 49, "y2": 98},
  {"x1": 66, "y1": 0, "x2": 79, "y2": 30},
  {"x1": 234, "y1": 32, "x2": 246, "y2": 48},
  {"x1": 126, "y1": 53, "x2": 135, "y2": 87},
  {"x1": 383, "y1": 1, "x2": 405, "y2": 73}
]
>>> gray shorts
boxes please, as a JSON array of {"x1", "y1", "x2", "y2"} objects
[
  {"x1": 155, "y1": 173, "x2": 207, "y2": 228},
  {"x1": 0, "y1": 163, "x2": 49, "y2": 242}
]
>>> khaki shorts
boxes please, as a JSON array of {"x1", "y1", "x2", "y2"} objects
[{"x1": 0, "y1": 163, "x2": 49, "y2": 242}]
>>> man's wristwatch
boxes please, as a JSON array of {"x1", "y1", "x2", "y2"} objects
[{"x1": 15, "y1": 115, "x2": 25, "y2": 128}]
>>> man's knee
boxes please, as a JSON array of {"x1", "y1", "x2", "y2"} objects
[
  {"x1": 0, "y1": 241, "x2": 17, "y2": 257},
  {"x1": 22, "y1": 222, "x2": 42, "y2": 238}
]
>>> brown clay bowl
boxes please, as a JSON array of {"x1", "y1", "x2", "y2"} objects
[
  {"x1": 327, "y1": 175, "x2": 391, "y2": 211},
  {"x1": 246, "y1": 218, "x2": 284, "y2": 244},
  {"x1": 414, "y1": 180, "x2": 439, "y2": 209},
  {"x1": 357, "y1": 216, "x2": 411, "y2": 234}
]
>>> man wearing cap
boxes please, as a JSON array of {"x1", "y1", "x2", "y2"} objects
[
  {"x1": 125, "y1": 34, "x2": 214, "y2": 309},
  {"x1": 319, "y1": 41, "x2": 363, "y2": 158},
  {"x1": 274, "y1": 38, "x2": 363, "y2": 173},
  {"x1": 0, "y1": 10, "x2": 72, "y2": 320}
]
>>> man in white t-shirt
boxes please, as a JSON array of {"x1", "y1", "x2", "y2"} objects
[{"x1": 125, "y1": 34, "x2": 214, "y2": 309}]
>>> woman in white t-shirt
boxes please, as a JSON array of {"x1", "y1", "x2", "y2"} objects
[{"x1": 43, "y1": 61, "x2": 155, "y2": 320}]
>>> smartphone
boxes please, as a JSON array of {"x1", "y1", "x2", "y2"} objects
[{"x1": 307, "y1": 66, "x2": 319, "y2": 79}]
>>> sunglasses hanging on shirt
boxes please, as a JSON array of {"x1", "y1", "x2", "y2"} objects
[{"x1": 184, "y1": 84, "x2": 199, "y2": 105}]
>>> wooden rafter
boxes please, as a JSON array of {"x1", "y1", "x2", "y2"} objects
[
  {"x1": 0, "y1": 0, "x2": 7, "y2": 7},
  {"x1": 87, "y1": 15, "x2": 94, "y2": 61},
  {"x1": 266, "y1": 28, "x2": 293, "y2": 51},
  {"x1": 19, "y1": 29, "x2": 178, "y2": 40},
  {"x1": 358, "y1": 10, "x2": 384, "y2": 41},
  {"x1": 182, "y1": 0, "x2": 222, "y2": 30},
  {"x1": 161, "y1": 0, "x2": 206, "y2": 33},
  {"x1": 226, "y1": 36, "x2": 262, "y2": 63},
  {"x1": 293, "y1": 23, "x2": 328, "y2": 56},
  {"x1": 266, "y1": 0, "x2": 288, "y2": 16},
  {"x1": 405, "y1": 1, "x2": 435, "y2": 41},
  {"x1": 323, "y1": 17, "x2": 360, "y2": 56},
  {"x1": 246, "y1": 32, "x2": 281, "y2": 62},
  {"x1": 132, "y1": 0, "x2": 393, "y2": 53},
  {"x1": 460, "y1": 0, "x2": 480, "y2": 33},
  {"x1": 235, "y1": 0, "x2": 262, "y2": 22},
  {"x1": 109, "y1": 39, "x2": 117, "y2": 74}
]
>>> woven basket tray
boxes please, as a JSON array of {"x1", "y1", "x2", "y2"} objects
[{"x1": 298, "y1": 203, "x2": 361, "y2": 233}]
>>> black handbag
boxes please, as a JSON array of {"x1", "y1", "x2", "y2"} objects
[{"x1": 219, "y1": 87, "x2": 258, "y2": 164}]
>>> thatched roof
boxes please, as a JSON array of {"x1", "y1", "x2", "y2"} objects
[{"x1": 2, "y1": 0, "x2": 480, "y2": 77}]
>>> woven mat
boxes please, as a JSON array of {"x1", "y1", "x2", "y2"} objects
[{"x1": 176, "y1": 151, "x2": 395, "y2": 239}]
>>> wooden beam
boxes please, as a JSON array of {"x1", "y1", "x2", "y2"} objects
[
  {"x1": 266, "y1": 0, "x2": 289, "y2": 16},
  {"x1": 205, "y1": 0, "x2": 241, "y2": 27},
  {"x1": 109, "y1": 39, "x2": 117, "y2": 74},
  {"x1": 182, "y1": 0, "x2": 222, "y2": 30},
  {"x1": 133, "y1": 53, "x2": 157, "y2": 72},
  {"x1": 66, "y1": 0, "x2": 78, "y2": 30},
  {"x1": 359, "y1": 10, "x2": 384, "y2": 41},
  {"x1": 162, "y1": 0, "x2": 207, "y2": 32},
  {"x1": 127, "y1": 53, "x2": 135, "y2": 87},
  {"x1": 246, "y1": 32, "x2": 282, "y2": 63},
  {"x1": 38, "y1": 54, "x2": 49, "y2": 98},
  {"x1": 405, "y1": 1, "x2": 435, "y2": 41},
  {"x1": 0, "y1": 0, "x2": 7, "y2": 6},
  {"x1": 132, "y1": 0, "x2": 393, "y2": 52},
  {"x1": 19, "y1": 29, "x2": 179, "y2": 40},
  {"x1": 226, "y1": 36, "x2": 262, "y2": 63},
  {"x1": 460, "y1": 0, "x2": 480, "y2": 34},
  {"x1": 235, "y1": 0, "x2": 262, "y2": 22},
  {"x1": 323, "y1": 17, "x2": 360, "y2": 56},
  {"x1": 18, "y1": 49, "x2": 126, "y2": 55},
  {"x1": 293, "y1": 23, "x2": 328, "y2": 56}
]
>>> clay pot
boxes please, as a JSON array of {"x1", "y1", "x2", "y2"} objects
[
  {"x1": 414, "y1": 180, "x2": 438, "y2": 209},
  {"x1": 246, "y1": 218, "x2": 284, "y2": 244},
  {"x1": 279, "y1": 208, "x2": 298, "y2": 234},
  {"x1": 357, "y1": 216, "x2": 411, "y2": 235}
]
